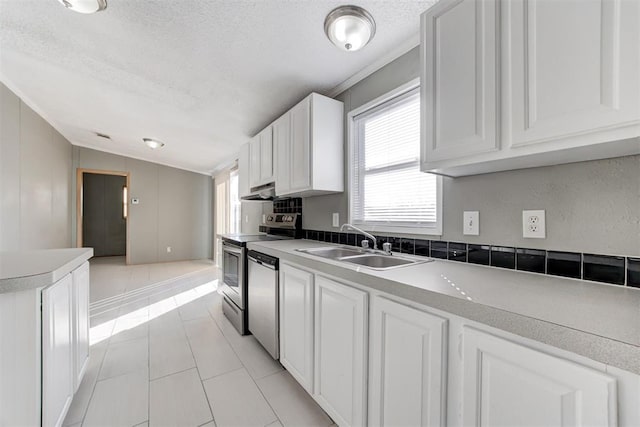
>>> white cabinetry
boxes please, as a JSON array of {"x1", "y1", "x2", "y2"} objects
[
  {"x1": 279, "y1": 263, "x2": 315, "y2": 393},
  {"x1": 420, "y1": 0, "x2": 640, "y2": 177},
  {"x1": 274, "y1": 112, "x2": 292, "y2": 195},
  {"x1": 238, "y1": 143, "x2": 251, "y2": 198},
  {"x1": 72, "y1": 262, "x2": 90, "y2": 391},
  {"x1": 314, "y1": 276, "x2": 367, "y2": 427},
  {"x1": 421, "y1": 0, "x2": 499, "y2": 162},
  {"x1": 462, "y1": 327, "x2": 617, "y2": 426},
  {"x1": 249, "y1": 126, "x2": 274, "y2": 188},
  {"x1": 42, "y1": 274, "x2": 74, "y2": 427},
  {"x1": 369, "y1": 296, "x2": 447, "y2": 427},
  {"x1": 0, "y1": 257, "x2": 91, "y2": 427},
  {"x1": 275, "y1": 93, "x2": 344, "y2": 197}
]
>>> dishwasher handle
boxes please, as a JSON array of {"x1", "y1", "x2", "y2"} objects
[{"x1": 247, "y1": 250, "x2": 278, "y2": 270}]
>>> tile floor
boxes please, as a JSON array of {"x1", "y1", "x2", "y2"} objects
[{"x1": 64, "y1": 257, "x2": 334, "y2": 427}]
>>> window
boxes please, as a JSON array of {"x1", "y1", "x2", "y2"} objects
[
  {"x1": 349, "y1": 80, "x2": 441, "y2": 235},
  {"x1": 229, "y1": 168, "x2": 241, "y2": 234}
]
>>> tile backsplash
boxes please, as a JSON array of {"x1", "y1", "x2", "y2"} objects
[
  {"x1": 273, "y1": 197, "x2": 302, "y2": 214},
  {"x1": 301, "y1": 229, "x2": 639, "y2": 288}
]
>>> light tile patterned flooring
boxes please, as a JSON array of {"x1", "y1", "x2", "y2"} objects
[{"x1": 64, "y1": 257, "x2": 333, "y2": 427}]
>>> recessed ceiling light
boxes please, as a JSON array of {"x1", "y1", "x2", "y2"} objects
[
  {"x1": 324, "y1": 5, "x2": 376, "y2": 52},
  {"x1": 143, "y1": 138, "x2": 165, "y2": 149},
  {"x1": 57, "y1": 0, "x2": 107, "y2": 14}
]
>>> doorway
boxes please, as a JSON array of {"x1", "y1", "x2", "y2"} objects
[{"x1": 76, "y1": 169, "x2": 130, "y2": 263}]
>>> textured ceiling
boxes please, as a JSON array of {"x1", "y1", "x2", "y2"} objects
[{"x1": 0, "y1": 0, "x2": 436, "y2": 174}]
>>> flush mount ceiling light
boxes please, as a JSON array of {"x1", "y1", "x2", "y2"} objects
[
  {"x1": 57, "y1": 0, "x2": 107, "y2": 14},
  {"x1": 324, "y1": 5, "x2": 376, "y2": 52},
  {"x1": 143, "y1": 138, "x2": 165, "y2": 149}
]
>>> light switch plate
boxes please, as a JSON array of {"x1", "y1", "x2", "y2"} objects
[
  {"x1": 523, "y1": 210, "x2": 546, "y2": 238},
  {"x1": 463, "y1": 211, "x2": 479, "y2": 235},
  {"x1": 332, "y1": 213, "x2": 340, "y2": 227}
]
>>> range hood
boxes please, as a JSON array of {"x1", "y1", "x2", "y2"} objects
[{"x1": 241, "y1": 182, "x2": 275, "y2": 201}]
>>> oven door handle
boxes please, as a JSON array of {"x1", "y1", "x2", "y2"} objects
[{"x1": 222, "y1": 243, "x2": 243, "y2": 255}]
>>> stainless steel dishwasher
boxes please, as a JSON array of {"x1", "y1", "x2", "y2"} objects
[{"x1": 247, "y1": 250, "x2": 279, "y2": 359}]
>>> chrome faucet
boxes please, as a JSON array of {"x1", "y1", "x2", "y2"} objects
[{"x1": 339, "y1": 223, "x2": 377, "y2": 250}]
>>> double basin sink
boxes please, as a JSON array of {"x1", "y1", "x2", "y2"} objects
[{"x1": 296, "y1": 246, "x2": 432, "y2": 270}]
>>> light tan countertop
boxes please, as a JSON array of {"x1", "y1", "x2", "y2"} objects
[
  {"x1": 247, "y1": 239, "x2": 640, "y2": 374},
  {"x1": 0, "y1": 248, "x2": 94, "y2": 293}
]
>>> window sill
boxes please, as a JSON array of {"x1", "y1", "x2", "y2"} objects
[{"x1": 353, "y1": 223, "x2": 442, "y2": 237}]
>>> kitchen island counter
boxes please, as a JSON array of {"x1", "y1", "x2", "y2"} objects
[{"x1": 0, "y1": 248, "x2": 93, "y2": 293}]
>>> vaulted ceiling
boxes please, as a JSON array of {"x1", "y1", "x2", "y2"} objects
[{"x1": 0, "y1": 0, "x2": 436, "y2": 174}]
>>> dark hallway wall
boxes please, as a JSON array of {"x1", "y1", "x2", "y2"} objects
[{"x1": 82, "y1": 173, "x2": 126, "y2": 256}]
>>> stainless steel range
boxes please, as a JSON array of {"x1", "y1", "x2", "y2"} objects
[{"x1": 220, "y1": 213, "x2": 301, "y2": 335}]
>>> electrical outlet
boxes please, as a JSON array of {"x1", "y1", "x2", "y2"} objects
[
  {"x1": 523, "y1": 210, "x2": 546, "y2": 238},
  {"x1": 262, "y1": 214, "x2": 266, "y2": 224},
  {"x1": 463, "y1": 211, "x2": 479, "y2": 235},
  {"x1": 166, "y1": 246, "x2": 172, "y2": 253},
  {"x1": 332, "y1": 213, "x2": 340, "y2": 227},
  {"x1": 245, "y1": 215, "x2": 249, "y2": 223}
]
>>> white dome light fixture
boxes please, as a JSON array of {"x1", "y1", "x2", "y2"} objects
[
  {"x1": 324, "y1": 5, "x2": 376, "y2": 52},
  {"x1": 143, "y1": 138, "x2": 165, "y2": 149},
  {"x1": 57, "y1": 0, "x2": 107, "y2": 14}
]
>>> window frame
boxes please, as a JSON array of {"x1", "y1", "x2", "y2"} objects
[{"x1": 347, "y1": 78, "x2": 443, "y2": 236}]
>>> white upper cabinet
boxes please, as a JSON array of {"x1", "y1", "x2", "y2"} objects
[
  {"x1": 503, "y1": 0, "x2": 640, "y2": 148},
  {"x1": 462, "y1": 327, "x2": 617, "y2": 427},
  {"x1": 421, "y1": 0, "x2": 640, "y2": 177},
  {"x1": 369, "y1": 296, "x2": 448, "y2": 427},
  {"x1": 421, "y1": 0, "x2": 499, "y2": 162},
  {"x1": 238, "y1": 142, "x2": 251, "y2": 198},
  {"x1": 275, "y1": 93, "x2": 344, "y2": 197},
  {"x1": 274, "y1": 112, "x2": 292, "y2": 196},
  {"x1": 249, "y1": 126, "x2": 274, "y2": 188}
]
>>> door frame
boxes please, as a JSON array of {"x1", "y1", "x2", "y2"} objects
[{"x1": 76, "y1": 168, "x2": 131, "y2": 265}]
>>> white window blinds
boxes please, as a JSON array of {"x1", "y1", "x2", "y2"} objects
[{"x1": 351, "y1": 87, "x2": 438, "y2": 228}]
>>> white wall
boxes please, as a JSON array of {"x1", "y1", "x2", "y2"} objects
[
  {"x1": 0, "y1": 83, "x2": 72, "y2": 251},
  {"x1": 73, "y1": 147, "x2": 212, "y2": 264}
]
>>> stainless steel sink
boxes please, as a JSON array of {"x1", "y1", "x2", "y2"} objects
[
  {"x1": 297, "y1": 246, "x2": 367, "y2": 259},
  {"x1": 341, "y1": 254, "x2": 420, "y2": 269},
  {"x1": 296, "y1": 246, "x2": 431, "y2": 270}
]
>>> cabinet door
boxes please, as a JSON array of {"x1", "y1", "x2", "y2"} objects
[
  {"x1": 289, "y1": 98, "x2": 311, "y2": 192},
  {"x1": 279, "y1": 263, "x2": 314, "y2": 393},
  {"x1": 274, "y1": 112, "x2": 291, "y2": 196},
  {"x1": 249, "y1": 135, "x2": 261, "y2": 188},
  {"x1": 369, "y1": 297, "x2": 447, "y2": 427},
  {"x1": 502, "y1": 0, "x2": 640, "y2": 148},
  {"x1": 259, "y1": 126, "x2": 274, "y2": 184},
  {"x1": 421, "y1": 0, "x2": 499, "y2": 163},
  {"x1": 72, "y1": 262, "x2": 90, "y2": 391},
  {"x1": 462, "y1": 327, "x2": 617, "y2": 426},
  {"x1": 238, "y1": 143, "x2": 251, "y2": 198},
  {"x1": 314, "y1": 276, "x2": 367, "y2": 427},
  {"x1": 42, "y1": 274, "x2": 74, "y2": 427}
]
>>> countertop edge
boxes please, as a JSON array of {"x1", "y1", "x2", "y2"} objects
[
  {"x1": 248, "y1": 241, "x2": 640, "y2": 375},
  {"x1": 0, "y1": 248, "x2": 94, "y2": 294}
]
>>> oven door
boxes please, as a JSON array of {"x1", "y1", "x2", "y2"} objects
[{"x1": 221, "y1": 241, "x2": 245, "y2": 309}]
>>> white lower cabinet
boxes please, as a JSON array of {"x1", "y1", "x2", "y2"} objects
[
  {"x1": 314, "y1": 276, "x2": 368, "y2": 427},
  {"x1": 462, "y1": 326, "x2": 618, "y2": 426},
  {"x1": 277, "y1": 261, "x2": 636, "y2": 427},
  {"x1": 72, "y1": 261, "x2": 90, "y2": 391},
  {"x1": 279, "y1": 263, "x2": 315, "y2": 393},
  {"x1": 42, "y1": 274, "x2": 74, "y2": 427},
  {"x1": 368, "y1": 296, "x2": 448, "y2": 427}
]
